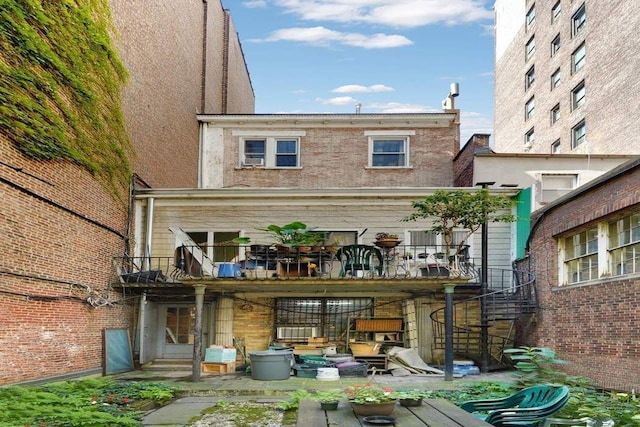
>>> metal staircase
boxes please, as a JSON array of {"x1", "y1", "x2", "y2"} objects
[{"x1": 430, "y1": 267, "x2": 537, "y2": 368}]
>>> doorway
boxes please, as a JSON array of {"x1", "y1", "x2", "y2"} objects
[{"x1": 158, "y1": 304, "x2": 209, "y2": 358}]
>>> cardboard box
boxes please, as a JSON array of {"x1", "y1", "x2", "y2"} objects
[
  {"x1": 307, "y1": 337, "x2": 328, "y2": 344},
  {"x1": 201, "y1": 362, "x2": 236, "y2": 374},
  {"x1": 205, "y1": 347, "x2": 237, "y2": 363}
]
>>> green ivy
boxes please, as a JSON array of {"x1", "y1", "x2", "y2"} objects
[{"x1": 0, "y1": 0, "x2": 132, "y2": 194}]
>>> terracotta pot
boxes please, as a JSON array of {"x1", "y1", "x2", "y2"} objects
[{"x1": 349, "y1": 401, "x2": 396, "y2": 416}]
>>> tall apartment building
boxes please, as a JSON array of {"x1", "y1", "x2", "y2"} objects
[{"x1": 493, "y1": 1, "x2": 640, "y2": 154}]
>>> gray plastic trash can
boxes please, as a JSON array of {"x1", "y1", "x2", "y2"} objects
[{"x1": 249, "y1": 350, "x2": 293, "y2": 380}]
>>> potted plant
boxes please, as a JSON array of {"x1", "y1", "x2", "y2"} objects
[
  {"x1": 312, "y1": 389, "x2": 345, "y2": 410},
  {"x1": 374, "y1": 232, "x2": 402, "y2": 248},
  {"x1": 390, "y1": 390, "x2": 426, "y2": 407},
  {"x1": 259, "y1": 221, "x2": 324, "y2": 252},
  {"x1": 344, "y1": 377, "x2": 397, "y2": 416}
]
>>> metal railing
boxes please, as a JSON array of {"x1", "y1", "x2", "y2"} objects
[{"x1": 113, "y1": 244, "x2": 481, "y2": 283}]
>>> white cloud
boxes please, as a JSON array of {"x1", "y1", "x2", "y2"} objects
[
  {"x1": 275, "y1": 0, "x2": 493, "y2": 28},
  {"x1": 332, "y1": 84, "x2": 394, "y2": 93},
  {"x1": 317, "y1": 96, "x2": 360, "y2": 105},
  {"x1": 252, "y1": 26, "x2": 412, "y2": 48},
  {"x1": 243, "y1": 0, "x2": 267, "y2": 8},
  {"x1": 459, "y1": 110, "x2": 494, "y2": 144},
  {"x1": 366, "y1": 101, "x2": 439, "y2": 113}
]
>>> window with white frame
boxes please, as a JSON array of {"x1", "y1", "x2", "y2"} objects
[
  {"x1": 551, "y1": 34, "x2": 560, "y2": 56},
  {"x1": 563, "y1": 227, "x2": 598, "y2": 284},
  {"x1": 572, "y1": 43, "x2": 585, "y2": 73},
  {"x1": 540, "y1": 174, "x2": 575, "y2": 204},
  {"x1": 551, "y1": 68, "x2": 561, "y2": 90},
  {"x1": 369, "y1": 136, "x2": 409, "y2": 167},
  {"x1": 526, "y1": 66, "x2": 535, "y2": 90},
  {"x1": 551, "y1": 103, "x2": 560, "y2": 125},
  {"x1": 571, "y1": 120, "x2": 586, "y2": 149},
  {"x1": 526, "y1": 4, "x2": 536, "y2": 29},
  {"x1": 608, "y1": 213, "x2": 640, "y2": 276},
  {"x1": 571, "y1": 81, "x2": 585, "y2": 110},
  {"x1": 551, "y1": 139, "x2": 561, "y2": 154},
  {"x1": 572, "y1": 3, "x2": 586, "y2": 37},
  {"x1": 525, "y1": 96, "x2": 535, "y2": 120},
  {"x1": 526, "y1": 36, "x2": 536, "y2": 61},
  {"x1": 551, "y1": 1, "x2": 561, "y2": 23},
  {"x1": 237, "y1": 132, "x2": 303, "y2": 168}
]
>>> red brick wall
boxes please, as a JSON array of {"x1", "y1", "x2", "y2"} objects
[
  {"x1": 527, "y1": 164, "x2": 640, "y2": 391},
  {"x1": 453, "y1": 134, "x2": 490, "y2": 187},
  {"x1": 0, "y1": 141, "x2": 134, "y2": 385}
]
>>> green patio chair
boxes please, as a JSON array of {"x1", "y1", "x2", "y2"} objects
[
  {"x1": 336, "y1": 245, "x2": 383, "y2": 277},
  {"x1": 542, "y1": 417, "x2": 614, "y2": 427},
  {"x1": 460, "y1": 384, "x2": 570, "y2": 427}
]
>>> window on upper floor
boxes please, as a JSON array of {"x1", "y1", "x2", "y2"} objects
[
  {"x1": 525, "y1": 127, "x2": 535, "y2": 150},
  {"x1": 551, "y1": 68, "x2": 561, "y2": 90},
  {"x1": 541, "y1": 174, "x2": 575, "y2": 205},
  {"x1": 608, "y1": 213, "x2": 640, "y2": 277},
  {"x1": 551, "y1": 34, "x2": 560, "y2": 56},
  {"x1": 571, "y1": 120, "x2": 586, "y2": 149},
  {"x1": 562, "y1": 227, "x2": 598, "y2": 284},
  {"x1": 526, "y1": 65, "x2": 535, "y2": 90},
  {"x1": 526, "y1": 36, "x2": 536, "y2": 61},
  {"x1": 551, "y1": 103, "x2": 560, "y2": 125},
  {"x1": 526, "y1": 4, "x2": 536, "y2": 29},
  {"x1": 525, "y1": 96, "x2": 535, "y2": 120},
  {"x1": 572, "y1": 3, "x2": 586, "y2": 37},
  {"x1": 240, "y1": 136, "x2": 301, "y2": 168},
  {"x1": 551, "y1": 1, "x2": 561, "y2": 23},
  {"x1": 369, "y1": 137, "x2": 409, "y2": 167},
  {"x1": 572, "y1": 43, "x2": 586, "y2": 73},
  {"x1": 551, "y1": 139, "x2": 561, "y2": 154},
  {"x1": 571, "y1": 81, "x2": 585, "y2": 110}
]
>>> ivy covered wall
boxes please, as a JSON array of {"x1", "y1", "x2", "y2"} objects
[{"x1": 0, "y1": 0, "x2": 131, "y2": 190}]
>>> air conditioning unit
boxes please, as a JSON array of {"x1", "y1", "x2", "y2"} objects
[
  {"x1": 276, "y1": 326, "x2": 319, "y2": 340},
  {"x1": 242, "y1": 158, "x2": 264, "y2": 167}
]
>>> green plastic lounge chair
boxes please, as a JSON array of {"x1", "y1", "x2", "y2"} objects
[
  {"x1": 336, "y1": 245, "x2": 383, "y2": 277},
  {"x1": 543, "y1": 417, "x2": 614, "y2": 427}
]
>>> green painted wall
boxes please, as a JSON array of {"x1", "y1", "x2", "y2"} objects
[{"x1": 516, "y1": 187, "x2": 532, "y2": 259}]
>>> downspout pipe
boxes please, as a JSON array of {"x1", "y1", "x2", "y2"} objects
[{"x1": 144, "y1": 198, "x2": 154, "y2": 270}]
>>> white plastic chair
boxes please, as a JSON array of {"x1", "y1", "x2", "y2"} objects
[{"x1": 542, "y1": 417, "x2": 614, "y2": 427}]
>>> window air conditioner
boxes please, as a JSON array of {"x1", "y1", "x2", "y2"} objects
[
  {"x1": 242, "y1": 158, "x2": 264, "y2": 167},
  {"x1": 276, "y1": 326, "x2": 319, "y2": 340}
]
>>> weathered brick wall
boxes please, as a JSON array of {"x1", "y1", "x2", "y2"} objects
[
  {"x1": 233, "y1": 298, "x2": 274, "y2": 354},
  {"x1": 453, "y1": 134, "x2": 490, "y2": 187},
  {"x1": 527, "y1": 165, "x2": 640, "y2": 391},
  {"x1": 0, "y1": 141, "x2": 134, "y2": 385}
]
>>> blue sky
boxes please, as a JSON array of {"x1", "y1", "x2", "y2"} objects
[{"x1": 228, "y1": 0, "x2": 496, "y2": 145}]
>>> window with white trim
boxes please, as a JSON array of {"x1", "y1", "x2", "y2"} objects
[
  {"x1": 563, "y1": 227, "x2": 598, "y2": 284},
  {"x1": 369, "y1": 137, "x2": 408, "y2": 167},
  {"x1": 239, "y1": 136, "x2": 301, "y2": 168},
  {"x1": 572, "y1": 4, "x2": 586, "y2": 37},
  {"x1": 572, "y1": 43, "x2": 585, "y2": 73},
  {"x1": 609, "y1": 213, "x2": 640, "y2": 276},
  {"x1": 571, "y1": 120, "x2": 586, "y2": 149}
]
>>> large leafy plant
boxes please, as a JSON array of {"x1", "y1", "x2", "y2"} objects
[{"x1": 260, "y1": 221, "x2": 323, "y2": 247}]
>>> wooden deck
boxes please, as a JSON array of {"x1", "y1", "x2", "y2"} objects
[{"x1": 296, "y1": 398, "x2": 494, "y2": 426}]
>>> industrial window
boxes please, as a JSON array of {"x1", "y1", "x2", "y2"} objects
[
  {"x1": 526, "y1": 36, "x2": 536, "y2": 61},
  {"x1": 274, "y1": 298, "x2": 373, "y2": 342},
  {"x1": 551, "y1": 1, "x2": 561, "y2": 23},
  {"x1": 551, "y1": 68, "x2": 561, "y2": 90},
  {"x1": 563, "y1": 227, "x2": 598, "y2": 284},
  {"x1": 526, "y1": 4, "x2": 536, "y2": 29},
  {"x1": 369, "y1": 137, "x2": 408, "y2": 167},
  {"x1": 551, "y1": 34, "x2": 560, "y2": 56},
  {"x1": 571, "y1": 81, "x2": 585, "y2": 110},
  {"x1": 525, "y1": 97, "x2": 535, "y2": 120},
  {"x1": 551, "y1": 139, "x2": 561, "y2": 154},
  {"x1": 572, "y1": 3, "x2": 586, "y2": 37},
  {"x1": 572, "y1": 43, "x2": 586, "y2": 73},
  {"x1": 551, "y1": 104, "x2": 560, "y2": 125},
  {"x1": 525, "y1": 66, "x2": 535, "y2": 90},
  {"x1": 609, "y1": 213, "x2": 640, "y2": 276},
  {"x1": 571, "y1": 120, "x2": 586, "y2": 149}
]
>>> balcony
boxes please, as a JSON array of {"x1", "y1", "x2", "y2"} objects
[{"x1": 113, "y1": 244, "x2": 480, "y2": 295}]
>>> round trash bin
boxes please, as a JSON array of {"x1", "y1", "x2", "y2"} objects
[{"x1": 249, "y1": 350, "x2": 294, "y2": 381}]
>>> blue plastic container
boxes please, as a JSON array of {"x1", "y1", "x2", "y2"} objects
[{"x1": 218, "y1": 263, "x2": 241, "y2": 278}]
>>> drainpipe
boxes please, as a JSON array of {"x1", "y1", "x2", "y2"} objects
[
  {"x1": 138, "y1": 292, "x2": 146, "y2": 365},
  {"x1": 192, "y1": 284, "x2": 207, "y2": 382},
  {"x1": 443, "y1": 283, "x2": 457, "y2": 381},
  {"x1": 144, "y1": 198, "x2": 154, "y2": 270}
]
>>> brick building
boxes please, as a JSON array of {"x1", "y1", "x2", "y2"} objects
[
  {"x1": 524, "y1": 157, "x2": 640, "y2": 391},
  {"x1": 494, "y1": 0, "x2": 640, "y2": 154},
  {"x1": 0, "y1": 1, "x2": 252, "y2": 384}
]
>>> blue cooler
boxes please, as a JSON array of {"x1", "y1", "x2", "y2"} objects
[{"x1": 218, "y1": 263, "x2": 241, "y2": 278}]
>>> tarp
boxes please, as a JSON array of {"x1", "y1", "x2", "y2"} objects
[{"x1": 386, "y1": 347, "x2": 445, "y2": 375}]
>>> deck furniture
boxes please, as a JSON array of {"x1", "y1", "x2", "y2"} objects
[{"x1": 336, "y1": 245, "x2": 383, "y2": 278}]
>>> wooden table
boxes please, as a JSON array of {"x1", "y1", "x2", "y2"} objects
[{"x1": 296, "y1": 398, "x2": 493, "y2": 427}]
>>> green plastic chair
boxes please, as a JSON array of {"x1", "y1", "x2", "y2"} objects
[
  {"x1": 460, "y1": 385, "x2": 570, "y2": 427},
  {"x1": 336, "y1": 245, "x2": 383, "y2": 277}
]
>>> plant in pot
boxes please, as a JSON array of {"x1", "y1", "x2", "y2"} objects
[
  {"x1": 312, "y1": 389, "x2": 345, "y2": 410},
  {"x1": 390, "y1": 390, "x2": 426, "y2": 407},
  {"x1": 260, "y1": 221, "x2": 324, "y2": 253},
  {"x1": 344, "y1": 375, "x2": 397, "y2": 416},
  {"x1": 402, "y1": 189, "x2": 515, "y2": 276},
  {"x1": 374, "y1": 232, "x2": 401, "y2": 248}
]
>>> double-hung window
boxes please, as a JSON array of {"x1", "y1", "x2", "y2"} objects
[
  {"x1": 551, "y1": 139, "x2": 561, "y2": 154},
  {"x1": 236, "y1": 131, "x2": 304, "y2": 168},
  {"x1": 551, "y1": 34, "x2": 560, "y2": 57},
  {"x1": 571, "y1": 120, "x2": 586, "y2": 149},
  {"x1": 551, "y1": 103, "x2": 560, "y2": 125},
  {"x1": 551, "y1": 68, "x2": 561, "y2": 90},
  {"x1": 551, "y1": 1, "x2": 561, "y2": 23},
  {"x1": 563, "y1": 227, "x2": 598, "y2": 284},
  {"x1": 526, "y1": 4, "x2": 536, "y2": 29},
  {"x1": 366, "y1": 131, "x2": 412, "y2": 167},
  {"x1": 526, "y1": 36, "x2": 536, "y2": 61},
  {"x1": 525, "y1": 97, "x2": 535, "y2": 120},
  {"x1": 572, "y1": 4, "x2": 586, "y2": 37},
  {"x1": 525, "y1": 66, "x2": 535, "y2": 90},
  {"x1": 608, "y1": 213, "x2": 640, "y2": 276},
  {"x1": 571, "y1": 81, "x2": 585, "y2": 110},
  {"x1": 572, "y1": 43, "x2": 586, "y2": 73}
]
